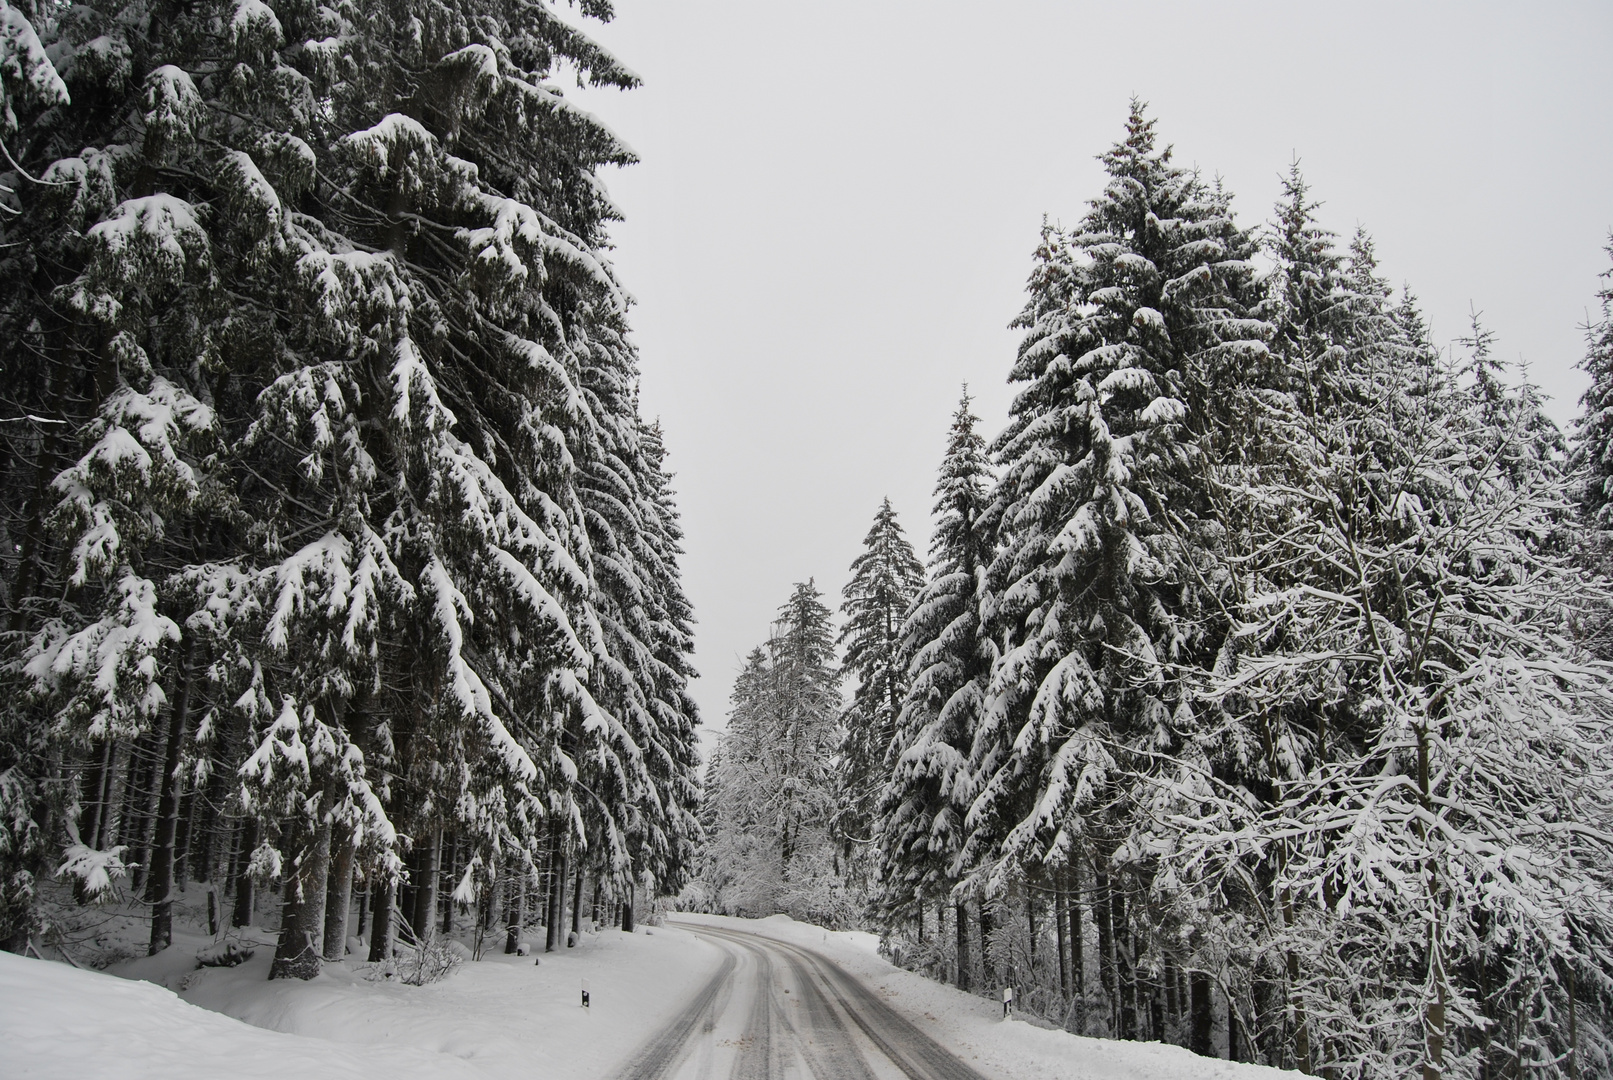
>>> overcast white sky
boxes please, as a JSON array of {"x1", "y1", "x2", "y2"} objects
[{"x1": 570, "y1": 1, "x2": 1613, "y2": 749}]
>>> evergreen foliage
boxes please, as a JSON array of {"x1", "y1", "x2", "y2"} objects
[
  {"x1": 696, "y1": 583, "x2": 852, "y2": 926},
  {"x1": 1575, "y1": 237, "x2": 1613, "y2": 527},
  {"x1": 852, "y1": 112, "x2": 1613, "y2": 1080},
  {"x1": 0, "y1": 0, "x2": 699, "y2": 976},
  {"x1": 835, "y1": 497, "x2": 924, "y2": 858},
  {"x1": 876, "y1": 390, "x2": 992, "y2": 927}
]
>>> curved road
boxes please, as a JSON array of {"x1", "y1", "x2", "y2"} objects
[{"x1": 612, "y1": 921, "x2": 990, "y2": 1080}]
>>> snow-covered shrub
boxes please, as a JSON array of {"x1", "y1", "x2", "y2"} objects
[
  {"x1": 395, "y1": 928, "x2": 462, "y2": 986},
  {"x1": 194, "y1": 940, "x2": 254, "y2": 968},
  {"x1": 54, "y1": 843, "x2": 128, "y2": 903}
]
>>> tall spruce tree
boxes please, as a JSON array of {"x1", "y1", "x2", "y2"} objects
[
  {"x1": 1575, "y1": 237, "x2": 1613, "y2": 528},
  {"x1": 1164, "y1": 177, "x2": 1613, "y2": 1078},
  {"x1": 876, "y1": 390, "x2": 993, "y2": 936},
  {"x1": 0, "y1": 0, "x2": 702, "y2": 974},
  {"x1": 964, "y1": 102, "x2": 1267, "y2": 935},
  {"x1": 836, "y1": 498, "x2": 924, "y2": 861},
  {"x1": 699, "y1": 583, "x2": 849, "y2": 925}
]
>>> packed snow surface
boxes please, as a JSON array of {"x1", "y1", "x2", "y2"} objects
[
  {"x1": 0, "y1": 948, "x2": 481, "y2": 1079},
  {"x1": 2, "y1": 911, "x2": 1306, "y2": 1079},
  {"x1": 674, "y1": 913, "x2": 1306, "y2": 1080}
]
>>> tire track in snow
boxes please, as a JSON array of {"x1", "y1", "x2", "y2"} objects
[
  {"x1": 612, "y1": 943, "x2": 736, "y2": 1080},
  {"x1": 758, "y1": 934, "x2": 989, "y2": 1080},
  {"x1": 680, "y1": 922, "x2": 988, "y2": 1080}
]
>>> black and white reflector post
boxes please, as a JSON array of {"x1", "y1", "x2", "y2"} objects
[
  {"x1": 1002, "y1": 985, "x2": 1014, "y2": 1018},
  {"x1": 582, "y1": 978, "x2": 591, "y2": 1009}
]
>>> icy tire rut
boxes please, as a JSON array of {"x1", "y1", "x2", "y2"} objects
[{"x1": 613, "y1": 923, "x2": 991, "y2": 1080}]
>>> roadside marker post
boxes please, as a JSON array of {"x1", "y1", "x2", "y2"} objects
[
  {"x1": 582, "y1": 978, "x2": 591, "y2": 1010},
  {"x1": 1002, "y1": 985, "x2": 1014, "y2": 1019}
]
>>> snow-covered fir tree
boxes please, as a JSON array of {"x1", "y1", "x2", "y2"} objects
[
  {"x1": 696, "y1": 582, "x2": 851, "y2": 925},
  {"x1": 0, "y1": 0, "x2": 700, "y2": 979},
  {"x1": 1575, "y1": 238, "x2": 1613, "y2": 527},
  {"x1": 963, "y1": 101, "x2": 1268, "y2": 1040},
  {"x1": 835, "y1": 497, "x2": 924, "y2": 863},
  {"x1": 875, "y1": 389, "x2": 993, "y2": 976},
  {"x1": 1159, "y1": 174, "x2": 1613, "y2": 1078}
]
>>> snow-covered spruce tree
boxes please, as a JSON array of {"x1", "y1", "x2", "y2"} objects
[
  {"x1": 572, "y1": 309, "x2": 701, "y2": 907},
  {"x1": 875, "y1": 390, "x2": 993, "y2": 960},
  {"x1": 1163, "y1": 179, "x2": 1413, "y2": 1066},
  {"x1": 700, "y1": 648, "x2": 777, "y2": 915},
  {"x1": 835, "y1": 497, "x2": 924, "y2": 869},
  {"x1": 960, "y1": 102, "x2": 1268, "y2": 1039},
  {"x1": 0, "y1": 0, "x2": 72, "y2": 950},
  {"x1": 1165, "y1": 187, "x2": 1613, "y2": 1076},
  {"x1": 700, "y1": 583, "x2": 849, "y2": 924},
  {"x1": 632, "y1": 418, "x2": 702, "y2": 897},
  {"x1": 766, "y1": 581, "x2": 847, "y2": 922},
  {"x1": 226, "y1": 0, "x2": 659, "y2": 977},
  {"x1": 2, "y1": 0, "x2": 235, "y2": 953},
  {"x1": 1572, "y1": 237, "x2": 1613, "y2": 659},
  {"x1": 1575, "y1": 237, "x2": 1613, "y2": 529},
  {"x1": 1, "y1": 0, "x2": 701, "y2": 973}
]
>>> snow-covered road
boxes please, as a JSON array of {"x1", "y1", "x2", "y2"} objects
[{"x1": 618, "y1": 920, "x2": 988, "y2": 1080}]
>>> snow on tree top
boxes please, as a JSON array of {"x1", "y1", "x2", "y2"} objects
[
  {"x1": 230, "y1": 0, "x2": 283, "y2": 53},
  {"x1": 342, "y1": 112, "x2": 436, "y2": 187},
  {"x1": 1, "y1": 2, "x2": 70, "y2": 130},
  {"x1": 87, "y1": 194, "x2": 206, "y2": 265}
]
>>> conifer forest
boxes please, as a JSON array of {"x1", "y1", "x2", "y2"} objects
[{"x1": 2, "y1": 3, "x2": 1611, "y2": 1080}]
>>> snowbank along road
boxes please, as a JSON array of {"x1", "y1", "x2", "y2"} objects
[{"x1": 614, "y1": 920, "x2": 992, "y2": 1080}]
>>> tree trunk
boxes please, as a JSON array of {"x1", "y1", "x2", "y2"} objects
[
  {"x1": 979, "y1": 903, "x2": 994, "y2": 990},
  {"x1": 440, "y1": 832, "x2": 457, "y2": 936},
  {"x1": 1422, "y1": 935, "x2": 1446, "y2": 1080},
  {"x1": 1191, "y1": 970, "x2": 1214, "y2": 1056},
  {"x1": 1164, "y1": 958, "x2": 1178, "y2": 1036},
  {"x1": 129, "y1": 731, "x2": 162, "y2": 895},
  {"x1": 1227, "y1": 986, "x2": 1242, "y2": 1063},
  {"x1": 504, "y1": 869, "x2": 525, "y2": 954},
  {"x1": 323, "y1": 829, "x2": 356, "y2": 961},
  {"x1": 1282, "y1": 888, "x2": 1313, "y2": 1074},
  {"x1": 232, "y1": 817, "x2": 259, "y2": 928},
  {"x1": 1114, "y1": 887, "x2": 1137, "y2": 1040},
  {"x1": 83, "y1": 738, "x2": 112, "y2": 851},
  {"x1": 95, "y1": 739, "x2": 130, "y2": 850},
  {"x1": 1567, "y1": 959, "x2": 1579, "y2": 1080},
  {"x1": 569, "y1": 864, "x2": 583, "y2": 941},
  {"x1": 1070, "y1": 867, "x2": 1084, "y2": 999},
  {"x1": 1095, "y1": 864, "x2": 1117, "y2": 1035},
  {"x1": 1056, "y1": 880, "x2": 1069, "y2": 997},
  {"x1": 145, "y1": 645, "x2": 196, "y2": 955},
  {"x1": 270, "y1": 785, "x2": 335, "y2": 980},
  {"x1": 409, "y1": 828, "x2": 441, "y2": 942},
  {"x1": 483, "y1": 864, "x2": 501, "y2": 934},
  {"x1": 368, "y1": 881, "x2": 395, "y2": 963},
  {"x1": 1027, "y1": 895, "x2": 1038, "y2": 979},
  {"x1": 173, "y1": 786, "x2": 197, "y2": 884},
  {"x1": 193, "y1": 711, "x2": 242, "y2": 885},
  {"x1": 955, "y1": 901, "x2": 970, "y2": 991},
  {"x1": 554, "y1": 847, "x2": 567, "y2": 943},
  {"x1": 622, "y1": 879, "x2": 635, "y2": 933},
  {"x1": 545, "y1": 836, "x2": 562, "y2": 952}
]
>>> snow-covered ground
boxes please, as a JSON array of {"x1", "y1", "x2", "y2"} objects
[
  {"x1": 3, "y1": 910, "x2": 1304, "y2": 1079},
  {"x1": 3, "y1": 918, "x2": 725, "y2": 1079}
]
